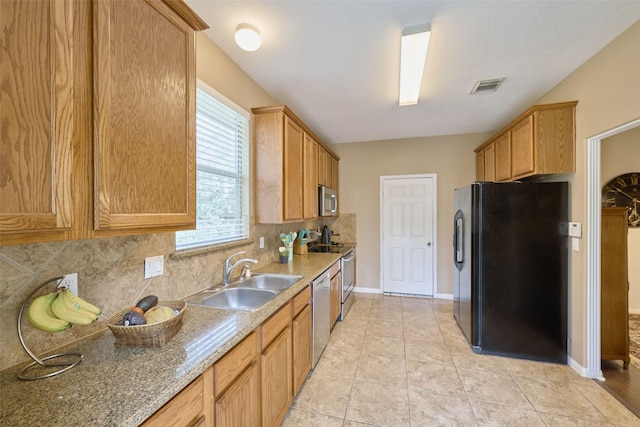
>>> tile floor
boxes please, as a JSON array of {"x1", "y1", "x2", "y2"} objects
[{"x1": 281, "y1": 293, "x2": 640, "y2": 426}]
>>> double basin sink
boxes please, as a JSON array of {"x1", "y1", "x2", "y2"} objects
[{"x1": 185, "y1": 273, "x2": 303, "y2": 311}]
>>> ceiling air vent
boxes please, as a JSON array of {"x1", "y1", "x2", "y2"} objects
[{"x1": 470, "y1": 78, "x2": 505, "y2": 95}]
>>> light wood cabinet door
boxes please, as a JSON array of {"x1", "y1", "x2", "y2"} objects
[
  {"x1": 318, "y1": 146, "x2": 328, "y2": 187},
  {"x1": 601, "y1": 207, "x2": 630, "y2": 368},
  {"x1": 330, "y1": 156, "x2": 339, "y2": 191},
  {"x1": 292, "y1": 303, "x2": 312, "y2": 395},
  {"x1": 483, "y1": 143, "x2": 495, "y2": 182},
  {"x1": 474, "y1": 102, "x2": 576, "y2": 182},
  {"x1": 475, "y1": 151, "x2": 485, "y2": 181},
  {"x1": 494, "y1": 132, "x2": 512, "y2": 181},
  {"x1": 93, "y1": 0, "x2": 196, "y2": 231},
  {"x1": 283, "y1": 117, "x2": 304, "y2": 221},
  {"x1": 330, "y1": 271, "x2": 341, "y2": 329},
  {"x1": 303, "y1": 134, "x2": 319, "y2": 219},
  {"x1": 0, "y1": 0, "x2": 74, "y2": 239},
  {"x1": 511, "y1": 115, "x2": 535, "y2": 178},
  {"x1": 215, "y1": 362, "x2": 260, "y2": 427},
  {"x1": 261, "y1": 327, "x2": 293, "y2": 427},
  {"x1": 142, "y1": 374, "x2": 205, "y2": 427}
]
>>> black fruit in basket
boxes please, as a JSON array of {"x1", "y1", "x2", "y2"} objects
[
  {"x1": 135, "y1": 295, "x2": 158, "y2": 312},
  {"x1": 123, "y1": 311, "x2": 147, "y2": 326}
]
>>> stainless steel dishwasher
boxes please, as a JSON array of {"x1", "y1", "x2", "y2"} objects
[{"x1": 312, "y1": 270, "x2": 331, "y2": 368}]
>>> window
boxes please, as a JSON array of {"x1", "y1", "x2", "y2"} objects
[{"x1": 176, "y1": 82, "x2": 250, "y2": 251}]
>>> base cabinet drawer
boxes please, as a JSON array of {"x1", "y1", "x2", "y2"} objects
[{"x1": 141, "y1": 375, "x2": 204, "y2": 427}]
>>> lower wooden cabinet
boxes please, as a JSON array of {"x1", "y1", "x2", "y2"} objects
[
  {"x1": 215, "y1": 362, "x2": 260, "y2": 426},
  {"x1": 141, "y1": 372, "x2": 206, "y2": 427},
  {"x1": 141, "y1": 286, "x2": 315, "y2": 427},
  {"x1": 260, "y1": 303, "x2": 293, "y2": 427},
  {"x1": 292, "y1": 287, "x2": 312, "y2": 395},
  {"x1": 261, "y1": 327, "x2": 293, "y2": 427},
  {"x1": 329, "y1": 261, "x2": 341, "y2": 329}
]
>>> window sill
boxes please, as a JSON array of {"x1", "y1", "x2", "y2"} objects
[{"x1": 170, "y1": 238, "x2": 255, "y2": 259}]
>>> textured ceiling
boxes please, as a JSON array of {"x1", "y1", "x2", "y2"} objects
[{"x1": 185, "y1": 1, "x2": 640, "y2": 144}]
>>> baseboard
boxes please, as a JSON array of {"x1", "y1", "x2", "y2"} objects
[
  {"x1": 630, "y1": 308, "x2": 640, "y2": 315},
  {"x1": 568, "y1": 355, "x2": 604, "y2": 380},
  {"x1": 435, "y1": 293, "x2": 453, "y2": 300},
  {"x1": 353, "y1": 286, "x2": 383, "y2": 294}
]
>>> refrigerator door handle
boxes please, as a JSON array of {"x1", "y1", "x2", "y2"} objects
[{"x1": 454, "y1": 210, "x2": 464, "y2": 271}]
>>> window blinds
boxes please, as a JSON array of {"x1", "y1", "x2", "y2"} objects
[{"x1": 176, "y1": 87, "x2": 249, "y2": 251}]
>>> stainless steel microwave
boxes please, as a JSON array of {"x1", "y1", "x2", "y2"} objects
[{"x1": 319, "y1": 186, "x2": 337, "y2": 217}]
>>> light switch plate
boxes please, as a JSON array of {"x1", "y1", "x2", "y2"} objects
[
  {"x1": 568, "y1": 222, "x2": 582, "y2": 238},
  {"x1": 572, "y1": 237, "x2": 580, "y2": 251},
  {"x1": 144, "y1": 255, "x2": 164, "y2": 279},
  {"x1": 259, "y1": 236, "x2": 265, "y2": 249}
]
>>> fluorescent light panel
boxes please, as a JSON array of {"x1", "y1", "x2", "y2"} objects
[{"x1": 399, "y1": 23, "x2": 431, "y2": 106}]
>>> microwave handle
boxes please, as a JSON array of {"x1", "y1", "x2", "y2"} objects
[{"x1": 330, "y1": 194, "x2": 337, "y2": 212}]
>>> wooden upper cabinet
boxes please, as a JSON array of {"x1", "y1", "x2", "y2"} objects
[
  {"x1": 330, "y1": 155, "x2": 339, "y2": 191},
  {"x1": 253, "y1": 105, "x2": 339, "y2": 223},
  {"x1": 1, "y1": 0, "x2": 208, "y2": 245},
  {"x1": 483, "y1": 143, "x2": 495, "y2": 182},
  {"x1": 93, "y1": 0, "x2": 203, "y2": 230},
  {"x1": 494, "y1": 132, "x2": 512, "y2": 181},
  {"x1": 474, "y1": 143, "x2": 495, "y2": 182},
  {"x1": 475, "y1": 151, "x2": 485, "y2": 181},
  {"x1": 474, "y1": 101, "x2": 577, "y2": 182},
  {"x1": 318, "y1": 147, "x2": 328, "y2": 187},
  {"x1": 283, "y1": 117, "x2": 304, "y2": 221},
  {"x1": 0, "y1": 0, "x2": 74, "y2": 241},
  {"x1": 511, "y1": 115, "x2": 535, "y2": 178},
  {"x1": 303, "y1": 134, "x2": 319, "y2": 219}
]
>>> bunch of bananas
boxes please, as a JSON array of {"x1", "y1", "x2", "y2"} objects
[{"x1": 27, "y1": 289, "x2": 101, "y2": 332}]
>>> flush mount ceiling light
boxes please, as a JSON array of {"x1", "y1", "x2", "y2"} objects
[
  {"x1": 399, "y1": 23, "x2": 431, "y2": 106},
  {"x1": 235, "y1": 23, "x2": 262, "y2": 51}
]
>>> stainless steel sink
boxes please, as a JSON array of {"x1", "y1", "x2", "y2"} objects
[
  {"x1": 197, "y1": 288, "x2": 277, "y2": 311},
  {"x1": 184, "y1": 273, "x2": 302, "y2": 311},
  {"x1": 232, "y1": 273, "x2": 302, "y2": 291}
]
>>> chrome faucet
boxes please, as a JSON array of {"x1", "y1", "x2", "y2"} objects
[{"x1": 223, "y1": 251, "x2": 258, "y2": 287}]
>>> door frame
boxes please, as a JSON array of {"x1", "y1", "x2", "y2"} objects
[
  {"x1": 585, "y1": 117, "x2": 640, "y2": 379},
  {"x1": 379, "y1": 174, "x2": 437, "y2": 296}
]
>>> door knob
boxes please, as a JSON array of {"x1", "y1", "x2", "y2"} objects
[{"x1": 427, "y1": 242, "x2": 432, "y2": 247}]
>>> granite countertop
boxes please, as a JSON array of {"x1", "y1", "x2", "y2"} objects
[{"x1": 0, "y1": 251, "x2": 348, "y2": 427}]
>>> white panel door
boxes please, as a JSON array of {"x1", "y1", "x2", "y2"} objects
[{"x1": 381, "y1": 175, "x2": 435, "y2": 296}]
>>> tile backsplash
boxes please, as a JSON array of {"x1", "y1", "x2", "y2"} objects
[{"x1": 0, "y1": 214, "x2": 355, "y2": 370}]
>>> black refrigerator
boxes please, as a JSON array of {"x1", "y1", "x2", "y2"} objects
[{"x1": 453, "y1": 182, "x2": 568, "y2": 363}]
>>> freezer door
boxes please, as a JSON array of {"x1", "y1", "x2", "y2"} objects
[{"x1": 453, "y1": 185, "x2": 475, "y2": 347}]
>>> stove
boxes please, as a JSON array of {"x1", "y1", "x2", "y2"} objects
[{"x1": 308, "y1": 243, "x2": 344, "y2": 253}]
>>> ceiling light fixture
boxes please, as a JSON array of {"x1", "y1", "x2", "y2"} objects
[
  {"x1": 399, "y1": 23, "x2": 431, "y2": 106},
  {"x1": 235, "y1": 23, "x2": 262, "y2": 51}
]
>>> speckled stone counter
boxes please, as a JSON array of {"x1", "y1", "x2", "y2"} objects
[{"x1": 0, "y1": 252, "x2": 343, "y2": 427}]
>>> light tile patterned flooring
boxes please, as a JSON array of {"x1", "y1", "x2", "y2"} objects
[{"x1": 282, "y1": 293, "x2": 640, "y2": 426}]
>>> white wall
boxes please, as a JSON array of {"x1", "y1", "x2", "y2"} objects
[{"x1": 601, "y1": 126, "x2": 640, "y2": 313}]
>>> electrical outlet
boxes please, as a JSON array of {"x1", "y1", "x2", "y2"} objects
[
  {"x1": 144, "y1": 255, "x2": 164, "y2": 279},
  {"x1": 59, "y1": 273, "x2": 78, "y2": 296},
  {"x1": 259, "y1": 236, "x2": 265, "y2": 249}
]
